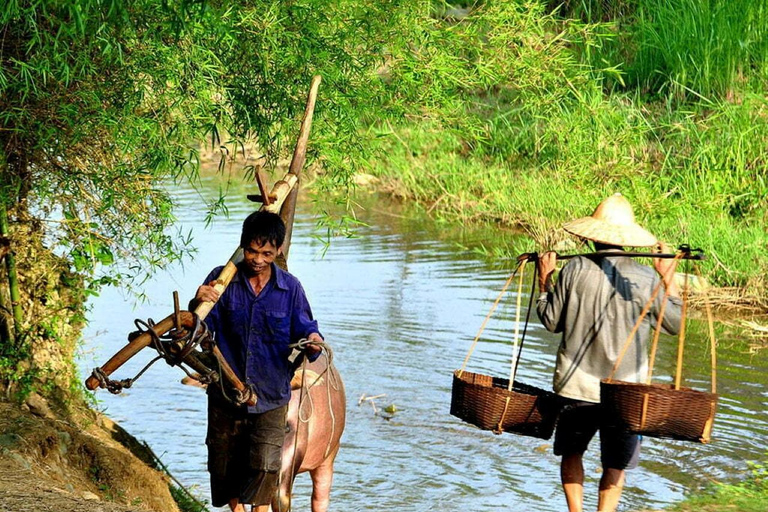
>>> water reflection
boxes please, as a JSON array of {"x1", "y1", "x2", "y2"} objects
[{"x1": 79, "y1": 176, "x2": 768, "y2": 512}]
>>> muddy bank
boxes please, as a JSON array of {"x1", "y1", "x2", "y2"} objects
[{"x1": 0, "y1": 397, "x2": 180, "y2": 512}]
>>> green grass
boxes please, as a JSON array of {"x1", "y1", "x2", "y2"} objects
[
  {"x1": 553, "y1": 0, "x2": 768, "y2": 100},
  {"x1": 367, "y1": 104, "x2": 767, "y2": 296},
  {"x1": 359, "y1": 3, "x2": 766, "y2": 300},
  {"x1": 663, "y1": 456, "x2": 768, "y2": 512}
]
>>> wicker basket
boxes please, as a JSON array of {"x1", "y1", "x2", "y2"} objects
[
  {"x1": 600, "y1": 379, "x2": 717, "y2": 443},
  {"x1": 451, "y1": 369, "x2": 559, "y2": 439}
]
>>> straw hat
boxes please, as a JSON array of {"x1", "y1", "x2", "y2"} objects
[{"x1": 562, "y1": 193, "x2": 657, "y2": 247}]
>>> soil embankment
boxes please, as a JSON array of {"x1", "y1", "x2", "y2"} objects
[{"x1": 0, "y1": 397, "x2": 180, "y2": 512}]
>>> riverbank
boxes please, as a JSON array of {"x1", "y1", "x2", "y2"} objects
[
  {"x1": 331, "y1": 2, "x2": 767, "y2": 314},
  {"x1": 0, "y1": 396, "x2": 182, "y2": 512},
  {"x1": 641, "y1": 464, "x2": 768, "y2": 512},
  {"x1": 358, "y1": 123, "x2": 767, "y2": 315}
]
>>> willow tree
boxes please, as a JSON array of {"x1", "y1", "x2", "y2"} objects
[{"x1": 0, "y1": 0, "x2": 425, "y2": 403}]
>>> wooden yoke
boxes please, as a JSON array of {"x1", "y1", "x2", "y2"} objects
[
  {"x1": 85, "y1": 76, "x2": 323, "y2": 402},
  {"x1": 83, "y1": 173, "x2": 299, "y2": 394}
]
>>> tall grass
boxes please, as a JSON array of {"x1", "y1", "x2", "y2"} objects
[
  {"x1": 556, "y1": 0, "x2": 768, "y2": 99},
  {"x1": 363, "y1": 1, "x2": 768, "y2": 296},
  {"x1": 630, "y1": 0, "x2": 768, "y2": 99}
]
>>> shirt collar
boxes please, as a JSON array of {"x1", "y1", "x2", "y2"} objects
[{"x1": 271, "y1": 263, "x2": 289, "y2": 291}]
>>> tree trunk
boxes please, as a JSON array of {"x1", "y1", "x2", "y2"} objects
[{"x1": 0, "y1": 202, "x2": 21, "y2": 344}]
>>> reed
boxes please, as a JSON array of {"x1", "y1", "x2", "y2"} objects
[
  {"x1": 368, "y1": 106, "x2": 767, "y2": 295},
  {"x1": 555, "y1": 0, "x2": 768, "y2": 99},
  {"x1": 630, "y1": 0, "x2": 768, "y2": 99}
]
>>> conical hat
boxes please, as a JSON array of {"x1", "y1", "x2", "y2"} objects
[{"x1": 563, "y1": 193, "x2": 657, "y2": 247}]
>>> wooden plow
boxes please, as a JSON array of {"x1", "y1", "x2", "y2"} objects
[{"x1": 85, "y1": 76, "x2": 323, "y2": 406}]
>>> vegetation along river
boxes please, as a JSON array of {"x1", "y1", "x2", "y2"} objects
[{"x1": 79, "y1": 175, "x2": 768, "y2": 512}]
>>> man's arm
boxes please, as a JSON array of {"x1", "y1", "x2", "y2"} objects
[
  {"x1": 537, "y1": 251, "x2": 558, "y2": 294},
  {"x1": 188, "y1": 281, "x2": 221, "y2": 311},
  {"x1": 536, "y1": 251, "x2": 567, "y2": 333},
  {"x1": 653, "y1": 242, "x2": 681, "y2": 299},
  {"x1": 653, "y1": 242, "x2": 683, "y2": 334}
]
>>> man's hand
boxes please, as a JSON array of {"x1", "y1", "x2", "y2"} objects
[
  {"x1": 653, "y1": 242, "x2": 680, "y2": 298},
  {"x1": 304, "y1": 332, "x2": 324, "y2": 357},
  {"x1": 188, "y1": 282, "x2": 220, "y2": 311},
  {"x1": 194, "y1": 281, "x2": 221, "y2": 304},
  {"x1": 537, "y1": 251, "x2": 557, "y2": 292}
]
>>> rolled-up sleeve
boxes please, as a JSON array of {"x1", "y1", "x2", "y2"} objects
[{"x1": 290, "y1": 282, "x2": 322, "y2": 361}]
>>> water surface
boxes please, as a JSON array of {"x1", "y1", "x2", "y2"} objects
[{"x1": 80, "y1": 176, "x2": 768, "y2": 511}]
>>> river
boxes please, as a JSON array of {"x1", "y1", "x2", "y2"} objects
[{"x1": 79, "y1": 174, "x2": 768, "y2": 512}]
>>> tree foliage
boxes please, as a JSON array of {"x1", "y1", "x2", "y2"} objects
[
  {"x1": 0, "y1": 0, "x2": 433, "y2": 395},
  {"x1": 3, "y1": 0, "x2": 764, "y2": 398}
]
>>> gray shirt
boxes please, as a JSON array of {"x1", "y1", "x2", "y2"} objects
[{"x1": 537, "y1": 253, "x2": 683, "y2": 403}]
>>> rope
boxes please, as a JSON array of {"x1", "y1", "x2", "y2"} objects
[
  {"x1": 506, "y1": 259, "x2": 527, "y2": 391},
  {"x1": 674, "y1": 260, "x2": 691, "y2": 390},
  {"x1": 89, "y1": 313, "x2": 224, "y2": 397},
  {"x1": 280, "y1": 340, "x2": 339, "y2": 512},
  {"x1": 514, "y1": 263, "x2": 539, "y2": 380},
  {"x1": 693, "y1": 263, "x2": 718, "y2": 394},
  {"x1": 495, "y1": 260, "x2": 540, "y2": 434},
  {"x1": 608, "y1": 251, "x2": 685, "y2": 380},
  {"x1": 646, "y1": 264, "x2": 676, "y2": 383},
  {"x1": 458, "y1": 262, "x2": 524, "y2": 376}
]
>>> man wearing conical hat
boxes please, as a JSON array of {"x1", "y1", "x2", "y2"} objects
[{"x1": 537, "y1": 193, "x2": 683, "y2": 512}]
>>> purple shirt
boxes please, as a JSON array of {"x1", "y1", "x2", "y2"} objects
[{"x1": 202, "y1": 262, "x2": 320, "y2": 413}]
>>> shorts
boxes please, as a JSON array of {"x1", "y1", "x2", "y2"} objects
[
  {"x1": 206, "y1": 394, "x2": 288, "y2": 507},
  {"x1": 553, "y1": 398, "x2": 641, "y2": 470}
]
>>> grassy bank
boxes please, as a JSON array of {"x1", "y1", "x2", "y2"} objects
[
  {"x1": 358, "y1": 1, "x2": 767, "y2": 312},
  {"x1": 661, "y1": 455, "x2": 768, "y2": 512}
]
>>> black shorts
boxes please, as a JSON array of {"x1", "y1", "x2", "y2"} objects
[
  {"x1": 206, "y1": 394, "x2": 288, "y2": 507},
  {"x1": 553, "y1": 399, "x2": 641, "y2": 470}
]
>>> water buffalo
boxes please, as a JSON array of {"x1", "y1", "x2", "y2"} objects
[
  {"x1": 277, "y1": 353, "x2": 346, "y2": 512},
  {"x1": 182, "y1": 352, "x2": 346, "y2": 512}
]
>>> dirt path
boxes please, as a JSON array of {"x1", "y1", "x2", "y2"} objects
[
  {"x1": 0, "y1": 459, "x2": 139, "y2": 512},
  {"x1": 0, "y1": 398, "x2": 179, "y2": 512}
]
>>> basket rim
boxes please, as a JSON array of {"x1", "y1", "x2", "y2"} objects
[{"x1": 601, "y1": 378, "x2": 718, "y2": 398}]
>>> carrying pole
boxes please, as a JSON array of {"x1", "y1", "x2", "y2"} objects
[{"x1": 519, "y1": 247, "x2": 705, "y2": 263}]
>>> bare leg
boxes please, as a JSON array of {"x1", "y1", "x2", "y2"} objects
[
  {"x1": 561, "y1": 453, "x2": 585, "y2": 512},
  {"x1": 309, "y1": 457, "x2": 335, "y2": 512},
  {"x1": 597, "y1": 468, "x2": 625, "y2": 512},
  {"x1": 228, "y1": 498, "x2": 246, "y2": 512}
]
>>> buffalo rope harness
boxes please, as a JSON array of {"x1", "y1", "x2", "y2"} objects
[{"x1": 89, "y1": 312, "x2": 257, "y2": 407}]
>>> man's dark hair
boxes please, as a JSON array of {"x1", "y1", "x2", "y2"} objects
[{"x1": 240, "y1": 211, "x2": 286, "y2": 249}]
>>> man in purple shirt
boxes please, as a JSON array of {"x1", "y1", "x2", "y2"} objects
[{"x1": 191, "y1": 210, "x2": 322, "y2": 512}]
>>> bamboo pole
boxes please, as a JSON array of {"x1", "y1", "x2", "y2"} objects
[
  {"x1": 192, "y1": 171, "x2": 299, "y2": 318},
  {"x1": 193, "y1": 248, "x2": 243, "y2": 321},
  {"x1": 195, "y1": 75, "x2": 320, "y2": 311},
  {"x1": 674, "y1": 269, "x2": 691, "y2": 390},
  {"x1": 280, "y1": 75, "x2": 322, "y2": 261},
  {"x1": 520, "y1": 250, "x2": 705, "y2": 262},
  {"x1": 0, "y1": 203, "x2": 22, "y2": 342}
]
